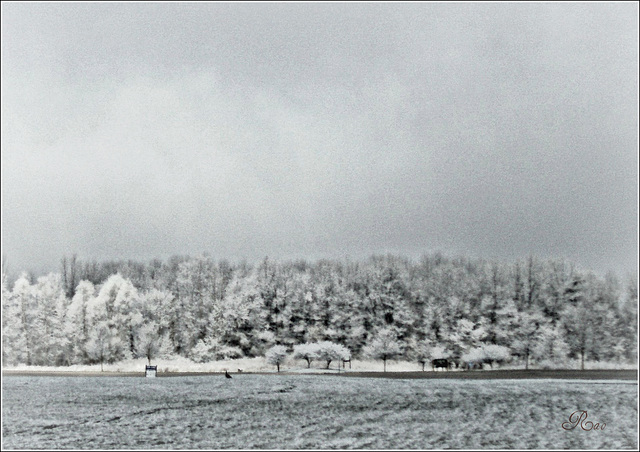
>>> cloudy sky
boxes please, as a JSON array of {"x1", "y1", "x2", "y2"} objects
[{"x1": 1, "y1": 2, "x2": 638, "y2": 278}]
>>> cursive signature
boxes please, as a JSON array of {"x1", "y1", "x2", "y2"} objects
[{"x1": 562, "y1": 410, "x2": 606, "y2": 431}]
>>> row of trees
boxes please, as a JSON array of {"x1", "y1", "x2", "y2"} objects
[
  {"x1": 266, "y1": 341, "x2": 351, "y2": 372},
  {"x1": 1, "y1": 253, "x2": 637, "y2": 370}
]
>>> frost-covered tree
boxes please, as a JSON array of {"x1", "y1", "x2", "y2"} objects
[
  {"x1": 191, "y1": 335, "x2": 244, "y2": 363},
  {"x1": 110, "y1": 275, "x2": 142, "y2": 359},
  {"x1": 9, "y1": 274, "x2": 38, "y2": 365},
  {"x1": 139, "y1": 288, "x2": 173, "y2": 326},
  {"x1": 512, "y1": 311, "x2": 544, "y2": 370},
  {"x1": 32, "y1": 273, "x2": 69, "y2": 366},
  {"x1": 562, "y1": 303, "x2": 591, "y2": 370},
  {"x1": 446, "y1": 318, "x2": 486, "y2": 361},
  {"x1": 362, "y1": 328, "x2": 403, "y2": 372},
  {"x1": 617, "y1": 276, "x2": 638, "y2": 361},
  {"x1": 257, "y1": 257, "x2": 284, "y2": 336},
  {"x1": 539, "y1": 259, "x2": 573, "y2": 325},
  {"x1": 174, "y1": 256, "x2": 219, "y2": 355},
  {"x1": 190, "y1": 338, "x2": 220, "y2": 363},
  {"x1": 85, "y1": 321, "x2": 113, "y2": 371},
  {"x1": 265, "y1": 345, "x2": 288, "y2": 372},
  {"x1": 136, "y1": 321, "x2": 170, "y2": 364},
  {"x1": 60, "y1": 254, "x2": 79, "y2": 299},
  {"x1": 480, "y1": 344, "x2": 511, "y2": 368},
  {"x1": 2, "y1": 277, "x2": 25, "y2": 366},
  {"x1": 65, "y1": 280, "x2": 95, "y2": 363},
  {"x1": 561, "y1": 272, "x2": 606, "y2": 370},
  {"x1": 493, "y1": 297, "x2": 520, "y2": 347},
  {"x1": 531, "y1": 324, "x2": 570, "y2": 365},
  {"x1": 138, "y1": 288, "x2": 175, "y2": 360},
  {"x1": 206, "y1": 274, "x2": 264, "y2": 358},
  {"x1": 429, "y1": 345, "x2": 452, "y2": 360},
  {"x1": 460, "y1": 348, "x2": 486, "y2": 368},
  {"x1": 86, "y1": 275, "x2": 135, "y2": 364},
  {"x1": 293, "y1": 342, "x2": 320, "y2": 368},
  {"x1": 482, "y1": 263, "x2": 507, "y2": 344},
  {"x1": 315, "y1": 341, "x2": 350, "y2": 369},
  {"x1": 415, "y1": 339, "x2": 433, "y2": 371}
]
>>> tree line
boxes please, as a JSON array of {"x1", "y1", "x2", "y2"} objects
[{"x1": 1, "y1": 253, "x2": 637, "y2": 370}]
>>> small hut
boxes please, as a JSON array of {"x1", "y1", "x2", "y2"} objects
[{"x1": 145, "y1": 365, "x2": 158, "y2": 378}]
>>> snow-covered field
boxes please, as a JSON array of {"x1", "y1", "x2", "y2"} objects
[{"x1": 2, "y1": 374, "x2": 637, "y2": 449}]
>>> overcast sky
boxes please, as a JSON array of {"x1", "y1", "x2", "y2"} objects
[{"x1": 1, "y1": 2, "x2": 638, "y2": 279}]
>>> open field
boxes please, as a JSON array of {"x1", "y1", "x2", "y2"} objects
[{"x1": 2, "y1": 374, "x2": 637, "y2": 449}]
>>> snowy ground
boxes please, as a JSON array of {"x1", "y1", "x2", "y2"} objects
[
  {"x1": 2, "y1": 374, "x2": 637, "y2": 449},
  {"x1": 2, "y1": 356, "x2": 637, "y2": 375}
]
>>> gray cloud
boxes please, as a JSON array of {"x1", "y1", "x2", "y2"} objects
[{"x1": 1, "y1": 2, "x2": 637, "y2": 278}]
